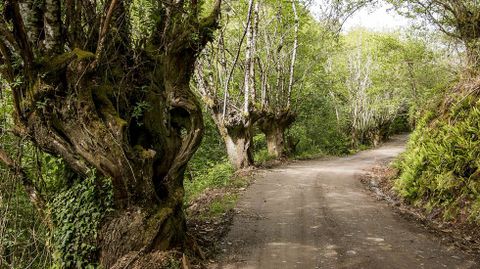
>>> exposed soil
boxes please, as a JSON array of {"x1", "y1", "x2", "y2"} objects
[
  {"x1": 187, "y1": 189, "x2": 236, "y2": 262},
  {"x1": 185, "y1": 170, "x2": 258, "y2": 268},
  {"x1": 208, "y1": 135, "x2": 479, "y2": 269}
]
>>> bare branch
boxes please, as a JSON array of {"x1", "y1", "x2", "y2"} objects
[
  {"x1": 287, "y1": 0, "x2": 299, "y2": 109},
  {"x1": 4, "y1": 0, "x2": 34, "y2": 77},
  {"x1": 44, "y1": 0, "x2": 63, "y2": 53},
  {"x1": 0, "y1": 40, "x2": 14, "y2": 82},
  {"x1": 94, "y1": 0, "x2": 119, "y2": 65},
  {"x1": 243, "y1": 0, "x2": 258, "y2": 114},
  {"x1": 223, "y1": 0, "x2": 254, "y2": 119},
  {"x1": 0, "y1": 22, "x2": 20, "y2": 52}
]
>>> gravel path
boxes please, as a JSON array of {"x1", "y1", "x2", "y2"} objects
[{"x1": 212, "y1": 135, "x2": 478, "y2": 269}]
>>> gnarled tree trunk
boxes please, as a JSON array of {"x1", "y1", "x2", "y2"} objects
[
  {"x1": 0, "y1": 0, "x2": 221, "y2": 267},
  {"x1": 212, "y1": 111, "x2": 255, "y2": 170},
  {"x1": 22, "y1": 45, "x2": 201, "y2": 269},
  {"x1": 258, "y1": 110, "x2": 296, "y2": 158}
]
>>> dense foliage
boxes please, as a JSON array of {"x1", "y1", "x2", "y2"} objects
[
  {"x1": 395, "y1": 82, "x2": 480, "y2": 222},
  {"x1": 389, "y1": 0, "x2": 480, "y2": 225},
  {"x1": 50, "y1": 171, "x2": 112, "y2": 268},
  {"x1": 288, "y1": 28, "x2": 454, "y2": 155}
]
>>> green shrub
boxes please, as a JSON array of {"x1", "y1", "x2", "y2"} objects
[
  {"x1": 207, "y1": 194, "x2": 238, "y2": 218},
  {"x1": 253, "y1": 133, "x2": 267, "y2": 152},
  {"x1": 254, "y1": 148, "x2": 276, "y2": 163},
  {"x1": 395, "y1": 89, "x2": 480, "y2": 222},
  {"x1": 388, "y1": 114, "x2": 411, "y2": 135}
]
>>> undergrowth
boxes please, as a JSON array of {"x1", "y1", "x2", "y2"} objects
[
  {"x1": 395, "y1": 81, "x2": 480, "y2": 223},
  {"x1": 184, "y1": 161, "x2": 235, "y2": 205},
  {"x1": 205, "y1": 194, "x2": 238, "y2": 218}
]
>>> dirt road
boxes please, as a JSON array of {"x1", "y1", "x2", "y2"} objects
[{"x1": 213, "y1": 135, "x2": 478, "y2": 269}]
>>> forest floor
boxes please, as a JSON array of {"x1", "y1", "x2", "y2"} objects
[{"x1": 206, "y1": 134, "x2": 479, "y2": 269}]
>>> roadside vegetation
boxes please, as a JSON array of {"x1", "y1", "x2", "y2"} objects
[
  {"x1": 0, "y1": 0, "x2": 478, "y2": 268},
  {"x1": 388, "y1": 0, "x2": 480, "y2": 226},
  {"x1": 395, "y1": 80, "x2": 480, "y2": 222}
]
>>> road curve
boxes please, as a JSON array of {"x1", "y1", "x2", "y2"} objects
[{"x1": 212, "y1": 135, "x2": 478, "y2": 269}]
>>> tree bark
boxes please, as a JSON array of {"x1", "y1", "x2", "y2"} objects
[
  {"x1": 224, "y1": 127, "x2": 254, "y2": 170},
  {"x1": 258, "y1": 110, "x2": 296, "y2": 158},
  {"x1": 212, "y1": 111, "x2": 255, "y2": 170},
  {"x1": 17, "y1": 48, "x2": 204, "y2": 268},
  {"x1": 264, "y1": 123, "x2": 286, "y2": 158},
  {"x1": 1, "y1": 0, "x2": 222, "y2": 267}
]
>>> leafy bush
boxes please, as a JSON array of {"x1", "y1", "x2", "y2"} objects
[
  {"x1": 395, "y1": 85, "x2": 480, "y2": 222},
  {"x1": 252, "y1": 133, "x2": 277, "y2": 163},
  {"x1": 388, "y1": 113, "x2": 411, "y2": 135},
  {"x1": 207, "y1": 194, "x2": 238, "y2": 218},
  {"x1": 289, "y1": 93, "x2": 351, "y2": 157},
  {"x1": 253, "y1": 133, "x2": 267, "y2": 151},
  {"x1": 188, "y1": 114, "x2": 227, "y2": 172}
]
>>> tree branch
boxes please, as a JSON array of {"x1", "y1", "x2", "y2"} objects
[
  {"x1": 0, "y1": 21, "x2": 20, "y2": 52},
  {"x1": 44, "y1": 0, "x2": 63, "y2": 54},
  {"x1": 0, "y1": 40, "x2": 14, "y2": 82},
  {"x1": 200, "y1": 0, "x2": 222, "y2": 29},
  {"x1": 94, "y1": 0, "x2": 119, "y2": 65},
  {"x1": 287, "y1": 0, "x2": 299, "y2": 109},
  {"x1": 4, "y1": 0, "x2": 34, "y2": 77},
  {"x1": 222, "y1": 0, "x2": 253, "y2": 119}
]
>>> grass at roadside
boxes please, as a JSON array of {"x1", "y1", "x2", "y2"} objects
[
  {"x1": 206, "y1": 193, "x2": 238, "y2": 219},
  {"x1": 183, "y1": 160, "x2": 253, "y2": 264},
  {"x1": 184, "y1": 161, "x2": 234, "y2": 205},
  {"x1": 184, "y1": 160, "x2": 251, "y2": 219}
]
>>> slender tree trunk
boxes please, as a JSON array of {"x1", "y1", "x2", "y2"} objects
[
  {"x1": 351, "y1": 128, "x2": 359, "y2": 148},
  {"x1": 370, "y1": 130, "x2": 381, "y2": 147},
  {"x1": 286, "y1": 0, "x2": 299, "y2": 108}
]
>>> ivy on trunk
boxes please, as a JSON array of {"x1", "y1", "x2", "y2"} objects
[{"x1": 0, "y1": 0, "x2": 221, "y2": 267}]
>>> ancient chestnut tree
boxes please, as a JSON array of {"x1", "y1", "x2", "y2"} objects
[
  {"x1": 0, "y1": 0, "x2": 221, "y2": 267},
  {"x1": 194, "y1": 0, "x2": 259, "y2": 169},
  {"x1": 256, "y1": 0, "x2": 299, "y2": 158}
]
